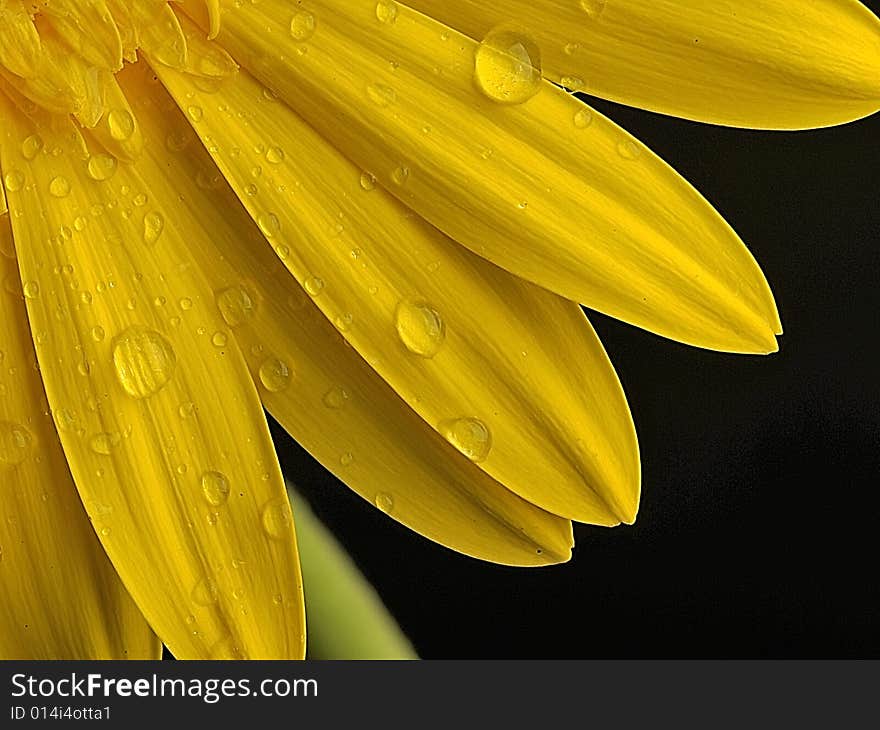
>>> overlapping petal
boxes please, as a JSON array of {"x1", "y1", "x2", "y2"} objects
[
  {"x1": 405, "y1": 0, "x2": 880, "y2": 130},
  {"x1": 118, "y1": 60, "x2": 575, "y2": 565},
  {"x1": 181, "y1": 0, "x2": 782, "y2": 354},
  {"x1": 151, "y1": 20, "x2": 639, "y2": 526},
  {"x1": 0, "y1": 215, "x2": 158, "y2": 659},
  {"x1": 0, "y1": 95, "x2": 304, "y2": 659}
]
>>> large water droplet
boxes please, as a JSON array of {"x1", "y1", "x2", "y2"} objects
[
  {"x1": 49, "y1": 176, "x2": 71, "y2": 198},
  {"x1": 201, "y1": 471, "x2": 230, "y2": 507},
  {"x1": 261, "y1": 498, "x2": 293, "y2": 539},
  {"x1": 474, "y1": 27, "x2": 543, "y2": 105},
  {"x1": 258, "y1": 356, "x2": 292, "y2": 392},
  {"x1": 107, "y1": 109, "x2": 136, "y2": 141},
  {"x1": 395, "y1": 298, "x2": 446, "y2": 358},
  {"x1": 0, "y1": 422, "x2": 33, "y2": 466},
  {"x1": 87, "y1": 154, "x2": 118, "y2": 182},
  {"x1": 290, "y1": 10, "x2": 316, "y2": 40},
  {"x1": 215, "y1": 285, "x2": 256, "y2": 327},
  {"x1": 143, "y1": 211, "x2": 165, "y2": 245},
  {"x1": 376, "y1": 1, "x2": 399, "y2": 24},
  {"x1": 89, "y1": 431, "x2": 122, "y2": 456},
  {"x1": 21, "y1": 135, "x2": 43, "y2": 160},
  {"x1": 375, "y1": 492, "x2": 394, "y2": 514},
  {"x1": 111, "y1": 326, "x2": 176, "y2": 399},
  {"x1": 442, "y1": 417, "x2": 492, "y2": 462},
  {"x1": 3, "y1": 170, "x2": 24, "y2": 192}
]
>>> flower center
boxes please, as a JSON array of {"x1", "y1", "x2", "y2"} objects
[{"x1": 0, "y1": 0, "x2": 226, "y2": 143}]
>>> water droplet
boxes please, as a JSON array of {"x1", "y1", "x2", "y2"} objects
[
  {"x1": 442, "y1": 417, "x2": 492, "y2": 462},
  {"x1": 89, "y1": 431, "x2": 122, "y2": 456},
  {"x1": 290, "y1": 10, "x2": 316, "y2": 40},
  {"x1": 573, "y1": 108, "x2": 593, "y2": 129},
  {"x1": 580, "y1": 0, "x2": 607, "y2": 19},
  {"x1": 261, "y1": 498, "x2": 293, "y2": 540},
  {"x1": 258, "y1": 356, "x2": 292, "y2": 392},
  {"x1": 474, "y1": 27, "x2": 543, "y2": 105},
  {"x1": 178, "y1": 401, "x2": 196, "y2": 418},
  {"x1": 359, "y1": 172, "x2": 376, "y2": 191},
  {"x1": 49, "y1": 176, "x2": 71, "y2": 198},
  {"x1": 143, "y1": 211, "x2": 165, "y2": 245},
  {"x1": 90, "y1": 325, "x2": 105, "y2": 342},
  {"x1": 211, "y1": 331, "x2": 228, "y2": 348},
  {"x1": 304, "y1": 276, "x2": 324, "y2": 296},
  {"x1": 339, "y1": 451, "x2": 354, "y2": 467},
  {"x1": 375, "y1": 492, "x2": 394, "y2": 513},
  {"x1": 395, "y1": 298, "x2": 446, "y2": 358},
  {"x1": 22, "y1": 281, "x2": 39, "y2": 299},
  {"x1": 0, "y1": 422, "x2": 33, "y2": 466},
  {"x1": 265, "y1": 146, "x2": 285, "y2": 164},
  {"x1": 560, "y1": 75, "x2": 585, "y2": 92},
  {"x1": 322, "y1": 386, "x2": 350, "y2": 409},
  {"x1": 3, "y1": 170, "x2": 26, "y2": 197},
  {"x1": 617, "y1": 139, "x2": 642, "y2": 160},
  {"x1": 111, "y1": 326, "x2": 176, "y2": 399},
  {"x1": 366, "y1": 83, "x2": 397, "y2": 107},
  {"x1": 179, "y1": 297, "x2": 193, "y2": 311},
  {"x1": 201, "y1": 470, "x2": 230, "y2": 507},
  {"x1": 192, "y1": 576, "x2": 219, "y2": 606},
  {"x1": 376, "y1": 1, "x2": 399, "y2": 24},
  {"x1": 108, "y1": 109, "x2": 136, "y2": 141},
  {"x1": 257, "y1": 212, "x2": 281, "y2": 238},
  {"x1": 87, "y1": 154, "x2": 118, "y2": 182},
  {"x1": 215, "y1": 285, "x2": 256, "y2": 327},
  {"x1": 187, "y1": 105, "x2": 204, "y2": 122},
  {"x1": 391, "y1": 166, "x2": 410, "y2": 185},
  {"x1": 21, "y1": 134, "x2": 43, "y2": 160}
]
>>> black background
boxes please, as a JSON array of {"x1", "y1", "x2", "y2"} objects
[{"x1": 276, "y1": 10, "x2": 880, "y2": 658}]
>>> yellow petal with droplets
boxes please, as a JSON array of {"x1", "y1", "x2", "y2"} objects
[
  {"x1": 182, "y1": 0, "x2": 781, "y2": 355},
  {"x1": 139, "y1": 4, "x2": 188, "y2": 71},
  {"x1": 0, "y1": 0, "x2": 42, "y2": 78},
  {"x1": 41, "y1": 0, "x2": 123, "y2": 72},
  {"x1": 153, "y1": 20, "x2": 638, "y2": 525},
  {"x1": 0, "y1": 93, "x2": 304, "y2": 660},
  {"x1": 0, "y1": 215, "x2": 158, "y2": 660},
  {"x1": 406, "y1": 0, "x2": 880, "y2": 130},
  {"x1": 119, "y1": 60, "x2": 573, "y2": 565}
]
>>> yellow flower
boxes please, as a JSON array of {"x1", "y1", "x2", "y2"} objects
[{"x1": 0, "y1": 0, "x2": 876, "y2": 659}]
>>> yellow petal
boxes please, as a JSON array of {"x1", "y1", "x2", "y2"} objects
[
  {"x1": 119, "y1": 60, "x2": 574, "y2": 565},
  {"x1": 40, "y1": 0, "x2": 123, "y2": 72},
  {"x1": 405, "y1": 0, "x2": 880, "y2": 130},
  {"x1": 0, "y1": 215, "x2": 158, "y2": 659},
  {"x1": 0, "y1": 0, "x2": 42, "y2": 78},
  {"x1": 0, "y1": 93, "x2": 304, "y2": 659},
  {"x1": 182, "y1": 0, "x2": 781, "y2": 354},
  {"x1": 152, "y1": 20, "x2": 639, "y2": 525},
  {"x1": 89, "y1": 73, "x2": 144, "y2": 163}
]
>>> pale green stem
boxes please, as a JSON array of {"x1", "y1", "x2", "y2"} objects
[{"x1": 288, "y1": 485, "x2": 418, "y2": 659}]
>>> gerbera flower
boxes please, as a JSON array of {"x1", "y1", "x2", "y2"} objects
[{"x1": 0, "y1": 0, "x2": 876, "y2": 660}]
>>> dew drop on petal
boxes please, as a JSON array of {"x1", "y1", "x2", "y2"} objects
[
  {"x1": 395, "y1": 298, "x2": 445, "y2": 358},
  {"x1": 89, "y1": 431, "x2": 122, "y2": 456},
  {"x1": 580, "y1": 0, "x2": 607, "y2": 19},
  {"x1": 261, "y1": 498, "x2": 293, "y2": 540},
  {"x1": 442, "y1": 417, "x2": 492, "y2": 462},
  {"x1": 192, "y1": 577, "x2": 219, "y2": 606},
  {"x1": 474, "y1": 27, "x2": 543, "y2": 105},
  {"x1": 201, "y1": 470, "x2": 230, "y2": 507},
  {"x1": 111, "y1": 326, "x2": 176, "y2": 399},
  {"x1": 3, "y1": 170, "x2": 25, "y2": 192},
  {"x1": 0, "y1": 422, "x2": 33, "y2": 466},
  {"x1": 87, "y1": 154, "x2": 118, "y2": 182},
  {"x1": 322, "y1": 386, "x2": 350, "y2": 409},
  {"x1": 375, "y1": 1, "x2": 399, "y2": 24},
  {"x1": 107, "y1": 109, "x2": 136, "y2": 141},
  {"x1": 573, "y1": 108, "x2": 593, "y2": 129},
  {"x1": 258, "y1": 356, "x2": 292, "y2": 392},
  {"x1": 143, "y1": 211, "x2": 165, "y2": 245},
  {"x1": 49, "y1": 176, "x2": 71, "y2": 198},
  {"x1": 290, "y1": 10, "x2": 316, "y2": 40},
  {"x1": 215, "y1": 285, "x2": 256, "y2": 327},
  {"x1": 617, "y1": 139, "x2": 642, "y2": 160},
  {"x1": 21, "y1": 135, "x2": 43, "y2": 160},
  {"x1": 375, "y1": 492, "x2": 394, "y2": 514}
]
